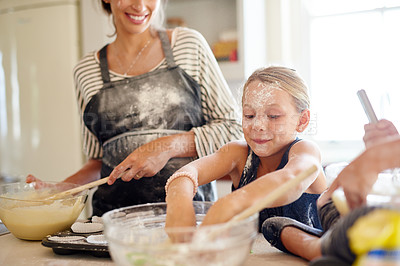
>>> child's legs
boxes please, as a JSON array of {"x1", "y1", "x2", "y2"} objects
[{"x1": 280, "y1": 226, "x2": 322, "y2": 261}]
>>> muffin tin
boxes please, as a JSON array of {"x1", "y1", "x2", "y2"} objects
[{"x1": 42, "y1": 227, "x2": 109, "y2": 257}]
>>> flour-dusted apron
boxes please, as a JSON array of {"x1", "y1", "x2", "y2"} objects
[{"x1": 83, "y1": 30, "x2": 216, "y2": 216}]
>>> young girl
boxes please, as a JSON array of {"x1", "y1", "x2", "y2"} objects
[{"x1": 165, "y1": 66, "x2": 327, "y2": 232}]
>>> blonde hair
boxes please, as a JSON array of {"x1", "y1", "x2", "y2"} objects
[{"x1": 242, "y1": 66, "x2": 310, "y2": 113}]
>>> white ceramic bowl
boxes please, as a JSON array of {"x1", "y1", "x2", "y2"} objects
[
  {"x1": 0, "y1": 182, "x2": 88, "y2": 240},
  {"x1": 102, "y1": 202, "x2": 258, "y2": 266}
]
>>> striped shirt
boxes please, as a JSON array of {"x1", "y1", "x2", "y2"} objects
[{"x1": 73, "y1": 27, "x2": 243, "y2": 159}]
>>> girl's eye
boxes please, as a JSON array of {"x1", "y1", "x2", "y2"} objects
[
  {"x1": 244, "y1": 115, "x2": 254, "y2": 119},
  {"x1": 268, "y1": 115, "x2": 280, "y2": 119}
]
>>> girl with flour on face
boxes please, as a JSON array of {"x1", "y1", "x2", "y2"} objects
[{"x1": 165, "y1": 66, "x2": 327, "y2": 234}]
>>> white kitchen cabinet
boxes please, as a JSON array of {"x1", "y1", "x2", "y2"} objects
[{"x1": 166, "y1": 0, "x2": 268, "y2": 85}]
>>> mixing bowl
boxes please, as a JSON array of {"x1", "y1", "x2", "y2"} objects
[
  {"x1": 0, "y1": 182, "x2": 88, "y2": 240},
  {"x1": 103, "y1": 202, "x2": 258, "y2": 266}
]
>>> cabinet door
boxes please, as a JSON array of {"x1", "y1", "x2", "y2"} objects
[
  {"x1": 166, "y1": 0, "x2": 241, "y2": 81},
  {"x1": 166, "y1": 0, "x2": 267, "y2": 83}
]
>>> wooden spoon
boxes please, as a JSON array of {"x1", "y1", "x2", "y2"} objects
[{"x1": 44, "y1": 170, "x2": 128, "y2": 200}]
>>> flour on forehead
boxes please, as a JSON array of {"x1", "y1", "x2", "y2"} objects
[{"x1": 244, "y1": 82, "x2": 282, "y2": 108}]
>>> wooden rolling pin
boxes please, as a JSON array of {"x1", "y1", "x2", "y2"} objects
[
  {"x1": 230, "y1": 164, "x2": 319, "y2": 222},
  {"x1": 194, "y1": 165, "x2": 319, "y2": 242}
]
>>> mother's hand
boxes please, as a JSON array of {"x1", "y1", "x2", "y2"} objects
[{"x1": 107, "y1": 136, "x2": 174, "y2": 184}]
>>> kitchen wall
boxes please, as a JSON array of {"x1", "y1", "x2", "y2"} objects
[{"x1": 0, "y1": 0, "x2": 83, "y2": 181}]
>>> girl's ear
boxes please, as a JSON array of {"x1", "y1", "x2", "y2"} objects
[{"x1": 296, "y1": 109, "x2": 310, "y2": 133}]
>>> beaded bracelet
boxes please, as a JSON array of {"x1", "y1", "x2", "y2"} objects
[{"x1": 165, "y1": 171, "x2": 198, "y2": 198}]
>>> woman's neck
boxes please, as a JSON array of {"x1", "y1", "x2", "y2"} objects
[{"x1": 112, "y1": 30, "x2": 154, "y2": 56}]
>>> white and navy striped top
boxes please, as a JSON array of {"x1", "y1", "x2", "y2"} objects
[{"x1": 73, "y1": 27, "x2": 243, "y2": 159}]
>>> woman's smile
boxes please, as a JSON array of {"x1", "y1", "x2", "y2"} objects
[{"x1": 125, "y1": 13, "x2": 149, "y2": 24}]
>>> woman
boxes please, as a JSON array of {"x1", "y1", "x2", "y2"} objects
[
  {"x1": 165, "y1": 66, "x2": 327, "y2": 234},
  {"x1": 27, "y1": 0, "x2": 242, "y2": 216}
]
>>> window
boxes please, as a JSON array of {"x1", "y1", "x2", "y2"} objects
[{"x1": 306, "y1": 0, "x2": 400, "y2": 142}]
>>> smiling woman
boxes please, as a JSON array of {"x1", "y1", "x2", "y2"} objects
[{"x1": 26, "y1": 0, "x2": 243, "y2": 217}]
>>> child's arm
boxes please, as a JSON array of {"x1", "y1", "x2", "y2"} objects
[
  {"x1": 165, "y1": 141, "x2": 246, "y2": 230},
  {"x1": 201, "y1": 140, "x2": 326, "y2": 225}
]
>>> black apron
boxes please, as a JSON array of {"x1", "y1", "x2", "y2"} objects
[{"x1": 83, "y1": 30, "x2": 216, "y2": 216}]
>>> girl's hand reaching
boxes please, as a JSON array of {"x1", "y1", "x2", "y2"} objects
[
  {"x1": 165, "y1": 199, "x2": 197, "y2": 243},
  {"x1": 200, "y1": 192, "x2": 247, "y2": 226}
]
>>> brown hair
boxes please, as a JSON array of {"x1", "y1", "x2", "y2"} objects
[
  {"x1": 101, "y1": 1, "x2": 112, "y2": 15},
  {"x1": 242, "y1": 66, "x2": 310, "y2": 113}
]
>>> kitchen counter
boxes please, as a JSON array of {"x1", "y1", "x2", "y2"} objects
[{"x1": 0, "y1": 232, "x2": 307, "y2": 265}]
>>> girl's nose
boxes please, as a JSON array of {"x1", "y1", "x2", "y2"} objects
[{"x1": 253, "y1": 116, "x2": 268, "y2": 131}]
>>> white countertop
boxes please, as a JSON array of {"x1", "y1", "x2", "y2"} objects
[{"x1": 0, "y1": 232, "x2": 307, "y2": 266}]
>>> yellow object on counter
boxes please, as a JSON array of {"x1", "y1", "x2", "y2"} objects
[{"x1": 348, "y1": 209, "x2": 400, "y2": 255}]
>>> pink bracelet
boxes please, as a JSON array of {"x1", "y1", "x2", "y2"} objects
[{"x1": 165, "y1": 171, "x2": 198, "y2": 198}]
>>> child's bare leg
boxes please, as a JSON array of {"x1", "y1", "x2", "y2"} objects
[{"x1": 280, "y1": 226, "x2": 322, "y2": 261}]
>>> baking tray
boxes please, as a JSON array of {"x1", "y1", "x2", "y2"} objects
[{"x1": 42, "y1": 229, "x2": 109, "y2": 257}]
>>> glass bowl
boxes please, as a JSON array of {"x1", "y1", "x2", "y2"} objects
[
  {"x1": 102, "y1": 202, "x2": 258, "y2": 266},
  {"x1": 0, "y1": 182, "x2": 88, "y2": 240}
]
